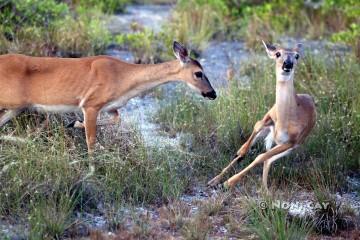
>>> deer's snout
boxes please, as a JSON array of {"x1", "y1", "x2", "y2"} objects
[
  {"x1": 202, "y1": 90, "x2": 217, "y2": 100},
  {"x1": 282, "y1": 60, "x2": 293, "y2": 72}
]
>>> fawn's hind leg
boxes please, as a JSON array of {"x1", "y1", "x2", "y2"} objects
[{"x1": 225, "y1": 144, "x2": 294, "y2": 189}]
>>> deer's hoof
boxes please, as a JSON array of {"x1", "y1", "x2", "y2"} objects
[{"x1": 66, "y1": 120, "x2": 76, "y2": 128}]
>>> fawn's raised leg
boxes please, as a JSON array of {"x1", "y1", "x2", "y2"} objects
[
  {"x1": 207, "y1": 111, "x2": 273, "y2": 187},
  {"x1": 224, "y1": 143, "x2": 294, "y2": 189}
]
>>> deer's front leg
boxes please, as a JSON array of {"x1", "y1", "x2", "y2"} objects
[
  {"x1": 224, "y1": 143, "x2": 294, "y2": 189},
  {"x1": 207, "y1": 113, "x2": 273, "y2": 187},
  {"x1": 83, "y1": 107, "x2": 99, "y2": 153}
]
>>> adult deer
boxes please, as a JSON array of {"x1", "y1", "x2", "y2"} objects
[
  {"x1": 208, "y1": 41, "x2": 316, "y2": 191},
  {"x1": 0, "y1": 41, "x2": 216, "y2": 152}
]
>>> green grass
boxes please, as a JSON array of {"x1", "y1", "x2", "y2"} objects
[
  {"x1": 0, "y1": 114, "x2": 195, "y2": 238},
  {"x1": 246, "y1": 197, "x2": 313, "y2": 239}
]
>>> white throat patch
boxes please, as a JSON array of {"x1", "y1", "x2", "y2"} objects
[{"x1": 276, "y1": 68, "x2": 294, "y2": 82}]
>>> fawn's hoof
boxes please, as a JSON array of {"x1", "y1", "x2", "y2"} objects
[
  {"x1": 223, "y1": 181, "x2": 233, "y2": 190},
  {"x1": 207, "y1": 175, "x2": 222, "y2": 187}
]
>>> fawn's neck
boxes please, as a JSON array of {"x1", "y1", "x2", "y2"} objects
[{"x1": 275, "y1": 74, "x2": 297, "y2": 128}]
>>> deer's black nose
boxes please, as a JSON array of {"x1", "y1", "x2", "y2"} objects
[
  {"x1": 282, "y1": 60, "x2": 293, "y2": 72},
  {"x1": 202, "y1": 90, "x2": 217, "y2": 100}
]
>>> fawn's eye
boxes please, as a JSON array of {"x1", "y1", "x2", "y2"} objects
[
  {"x1": 275, "y1": 52, "x2": 281, "y2": 58},
  {"x1": 295, "y1": 53, "x2": 300, "y2": 60},
  {"x1": 194, "y1": 71, "x2": 203, "y2": 78}
]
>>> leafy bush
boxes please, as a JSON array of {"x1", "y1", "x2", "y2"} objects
[
  {"x1": 71, "y1": 0, "x2": 130, "y2": 13},
  {"x1": 0, "y1": 0, "x2": 111, "y2": 56},
  {"x1": 231, "y1": 0, "x2": 360, "y2": 48},
  {"x1": 0, "y1": 0, "x2": 69, "y2": 34},
  {"x1": 116, "y1": 29, "x2": 160, "y2": 63},
  {"x1": 331, "y1": 23, "x2": 360, "y2": 59},
  {"x1": 169, "y1": 0, "x2": 360, "y2": 54}
]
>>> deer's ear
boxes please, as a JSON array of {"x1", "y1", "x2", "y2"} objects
[
  {"x1": 173, "y1": 41, "x2": 189, "y2": 64},
  {"x1": 262, "y1": 40, "x2": 277, "y2": 59}
]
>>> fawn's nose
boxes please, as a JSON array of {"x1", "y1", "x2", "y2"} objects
[{"x1": 282, "y1": 60, "x2": 293, "y2": 72}]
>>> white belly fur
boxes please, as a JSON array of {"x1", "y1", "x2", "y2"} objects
[
  {"x1": 101, "y1": 95, "x2": 132, "y2": 113},
  {"x1": 101, "y1": 81, "x2": 162, "y2": 113},
  {"x1": 32, "y1": 104, "x2": 80, "y2": 113}
]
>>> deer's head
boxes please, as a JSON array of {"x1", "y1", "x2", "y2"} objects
[
  {"x1": 262, "y1": 41, "x2": 303, "y2": 82},
  {"x1": 173, "y1": 41, "x2": 216, "y2": 100}
]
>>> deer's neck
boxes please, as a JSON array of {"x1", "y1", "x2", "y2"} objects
[
  {"x1": 275, "y1": 75, "x2": 297, "y2": 128},
  {"x1": 101, "y1": 60, "x2": 182, "y2": 112},
  {"x1": 125, "y1": 60, "x2": 181, "y2": 91}
]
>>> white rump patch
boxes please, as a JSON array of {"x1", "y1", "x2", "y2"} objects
[
  {"x1": 277, "y1": 130, "x2": 289, "y2": 144},
  {"x1": 265, "y1": 126, "x2": 274, "y2": 151},
  {"x1": 250, "y1": 127, "x2": 270, "y2": 148}
]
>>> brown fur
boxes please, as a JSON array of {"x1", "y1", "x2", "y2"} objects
[
  {"x1": 208, "y1": 42, "x2": 316, "y2": 191},
  {"x1": 0, "y1": 42, "x2": 215, "y2": 152}
]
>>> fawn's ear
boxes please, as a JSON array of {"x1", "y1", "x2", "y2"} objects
[
  {"x1": 173, "y1": 41, "x2": 190, "y2": 64},
  {"x1": 294, "y1": 43, "x2": 303, "y2": 55},
  {"x1": 262, "y1": 40, "x2": 278, "y2": 59}
]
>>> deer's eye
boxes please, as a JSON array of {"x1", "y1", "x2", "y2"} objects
[
  {"x1": 194, "y1": 72, "x2": 203, "y2": 78},
  {"x1": 295, "y1": 53, "x2": 300, "y2": 60},
  {"x1": 275, "y1": 52, "x2": 281, "y2": 58}
]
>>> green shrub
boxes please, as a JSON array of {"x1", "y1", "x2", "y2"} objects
[
  {"x1": 0, "y1": 0, "x2": 69, "y2": 34},
  {"x1": 167, "y1": 0, "x2": 359, "y2": 52},
  {"x1": 0, "y1": 0, "x2": 111, "y2": 56},
  {"x1": 53, "y1": 8, "x2": 111, "y2": 55},
  {"x1": 331, "y1": 23, "x2": 360, "y2": 59},
  {"x1": 163, "y1": 0, "x2": 230, "y2": 51},
  {"x1": 71, "y1": 0, "x2": 130, "y2": 13},
  {"x1": 236, "y1": 0, "x2": 359, "y2": 48},
  {"x1": 116, "y1": 29, "x2": 159, "y2": 63}
]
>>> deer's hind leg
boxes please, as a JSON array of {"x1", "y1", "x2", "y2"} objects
[{"x1": 0, "y1": 109, "x2": 23, "y2": 128}]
